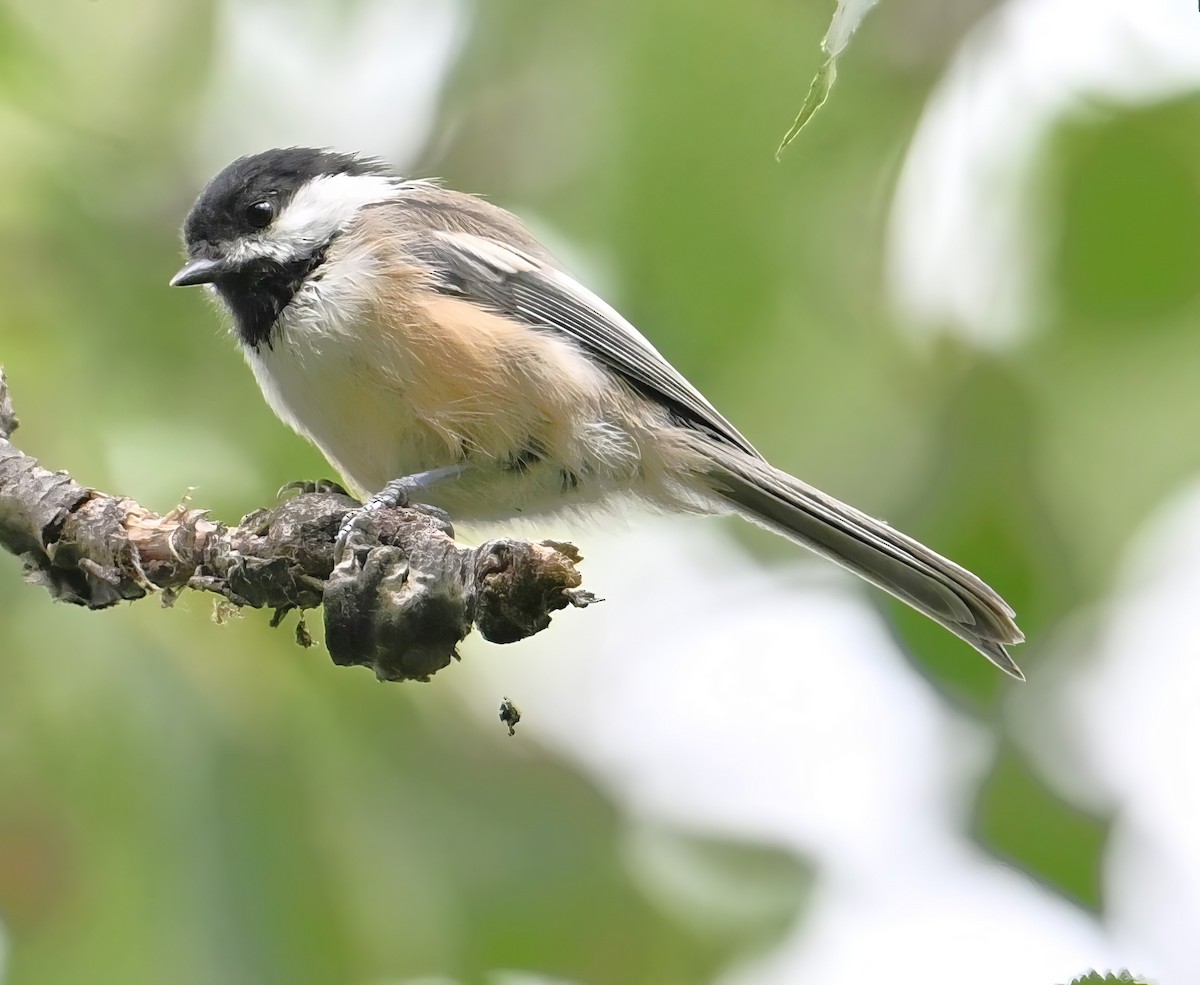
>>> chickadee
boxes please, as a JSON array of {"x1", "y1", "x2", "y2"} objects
[{"x1": 171, "y1": 147, "x2": 1024, "y2": 677}]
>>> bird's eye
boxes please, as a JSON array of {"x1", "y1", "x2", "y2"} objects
[{"x1": 245, "y1": 200, "x2": 275, "y2": 229}]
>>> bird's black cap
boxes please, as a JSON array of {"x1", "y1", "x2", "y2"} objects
[{"x1": 181, "y1": 147, "x2": 389, "y2": 250}]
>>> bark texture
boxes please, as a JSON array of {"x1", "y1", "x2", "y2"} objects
[{"x1": 0, "y1": 367, "x2": 595, "y2": 682}]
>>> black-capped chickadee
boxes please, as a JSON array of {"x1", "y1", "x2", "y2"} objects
[{"x1": 171, "y1": 147, "x2": 1024, "y2": 677}]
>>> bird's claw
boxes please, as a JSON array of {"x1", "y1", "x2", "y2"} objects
[
  {"x1": 277, "y1": 478, "x2": 350, "y2": 500},
  {"x1": 333, "y1": 478, "x2": 455, "y2": 565}
]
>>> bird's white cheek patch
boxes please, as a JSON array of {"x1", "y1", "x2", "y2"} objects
[
  {"x1": 218, "y1": 172, "x2": 402, "y2": 265},
  {"x1": 270, "y1": 173, "x2": 400, "y2": 255}
]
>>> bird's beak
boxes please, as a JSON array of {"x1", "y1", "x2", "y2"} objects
[{"x1": 169, "y1": 256, "x2": 232, "y2": 287}]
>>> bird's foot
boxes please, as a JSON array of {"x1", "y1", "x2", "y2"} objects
[{"x1": 334, "y1": 466, "x2": 466, "y2": 562}]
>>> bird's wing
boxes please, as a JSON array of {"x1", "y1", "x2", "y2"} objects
[{"x1": 409, "y1": 229, "x2": 761, "y2": 458}]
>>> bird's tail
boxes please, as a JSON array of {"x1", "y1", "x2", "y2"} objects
[{"x1": 697, "y1": 445, "x2": 1024, "y2": 678}]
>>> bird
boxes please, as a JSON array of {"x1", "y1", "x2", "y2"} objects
[{"x1": 170, "y1": 147, "x2": 1024, "y2": 678}]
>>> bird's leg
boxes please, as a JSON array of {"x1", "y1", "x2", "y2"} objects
[
  {"x1": 335, "y1": 464, "x2": 468, "y2": 557},
  {"x1": 365, "y1": 464, "x2": 468, "y2": 520}
]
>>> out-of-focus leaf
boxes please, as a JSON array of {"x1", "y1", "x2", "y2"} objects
[
  {"x1": 624, "y1": 826, "x2": 813, "y2": 951},
  {"x1": 1033, "y1": 95, "x2": 1200, "y2": 586},
  {"x1": 1055, "y1": 106, "x2": 1200, "y2": 326},
  {"x1": 975, "y1": 746, "x2": 1109, "y2": 911},
  {"x1": 0, "y1": 6, "x2": 45, "y2": 99}
]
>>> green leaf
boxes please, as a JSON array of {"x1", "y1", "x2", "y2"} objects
[
  {"x1": 975, "y1": 746, "x2": 1109, "y2": 911},
  {"x1": 775, "y1": 57, "x2": 837, "y2": 159},
  {"x1": 776, "y1": 0, "x2": 881, "y2": 157}
]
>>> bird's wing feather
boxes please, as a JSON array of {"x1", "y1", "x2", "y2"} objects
[{"x1": 408, "y1": 229, "x2": 761, "y2": 458}]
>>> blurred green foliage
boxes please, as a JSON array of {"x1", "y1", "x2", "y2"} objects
[
  {"x1": 1, "y1": 0, "x2": 1196, "y2": 981},
  {"x1": 975, "y1": 744, "x2": 1109, "y2": 910}
]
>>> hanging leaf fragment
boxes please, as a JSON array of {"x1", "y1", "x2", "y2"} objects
[{"x1": 776, "y1": 0, "x2": 881, "y2": 159}]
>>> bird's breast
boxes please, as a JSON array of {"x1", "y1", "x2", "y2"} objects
[{"x1": 240, "y1": 247, "x2": 681, "y2": 520}]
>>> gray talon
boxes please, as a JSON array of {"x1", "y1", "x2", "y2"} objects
[
  {"x1": 278, "y1": 478, "x2": 352, "y2": 500},
  {"x1": 333, "y1": 465, "x2": 467, "y2": 556}
]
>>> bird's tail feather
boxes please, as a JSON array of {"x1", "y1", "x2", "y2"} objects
[{"x1": 698, "y1": 446, "x2": 1024, "y2": 679}]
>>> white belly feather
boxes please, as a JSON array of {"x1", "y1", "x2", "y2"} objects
[{"x1": 242, "y1": 253, "x2": 438, "y2": 498}]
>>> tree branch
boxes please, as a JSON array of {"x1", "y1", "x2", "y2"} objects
[{"x1": 0, "y1": 366, "x2": 595, "y2": 682}]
